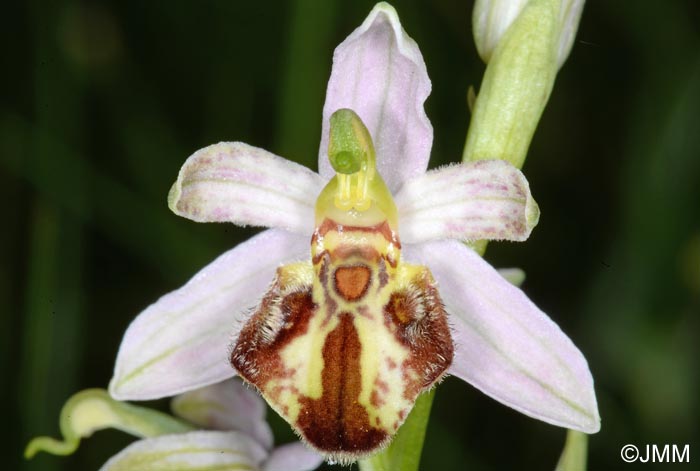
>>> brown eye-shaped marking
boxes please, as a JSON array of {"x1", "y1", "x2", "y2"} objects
[
  {"x1": 383, "y1": 274, "x2": 453, "y2": 393},
  {"x1": 333, "y1": 265, "x2": 371, "y2": 301}
]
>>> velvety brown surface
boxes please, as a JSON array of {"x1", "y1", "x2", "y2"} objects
[{"x1": 297, "y1": 313, "x2": 388, "y2": 454}]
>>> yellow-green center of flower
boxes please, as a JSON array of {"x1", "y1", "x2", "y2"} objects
[{"x1": 315, "y1": 109, "x2": 398, "y2": 229}]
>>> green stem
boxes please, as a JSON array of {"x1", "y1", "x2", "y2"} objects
[
  {"x1": 358, "y1": 389, "x2": 436, "y2": 471},
  {"x1": 463, "y1": 0, "x2": 559, "y2": 168},
  {"x1": 555, "y1": 430, "x2": 588, "y2": 471}
]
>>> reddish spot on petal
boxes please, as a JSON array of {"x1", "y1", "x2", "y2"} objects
[
  {"x1": 375, "y1": 378, "x2": 389, "y2": 393},
  {"x1": 370, "y1": 389, "x2": 385, "y2": 408},
  {"x1": 334, "y1": 265, "x2": 372, "y2": 302}
]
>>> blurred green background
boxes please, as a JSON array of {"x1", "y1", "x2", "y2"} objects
[{"x1": 3, "y1": 1, "x2": 698, "y2": 470}]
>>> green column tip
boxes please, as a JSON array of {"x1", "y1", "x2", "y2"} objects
[{"x1": 328, "y1": 108, "x2": 375, "y2": 175}]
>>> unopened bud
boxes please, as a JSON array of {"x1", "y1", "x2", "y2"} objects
[
  {"x1": 473, "y1": 0, "x2": 528, "y2": 64},
  {"x1": 473, "y1": 0, "x2": 584, "y2": 69}
]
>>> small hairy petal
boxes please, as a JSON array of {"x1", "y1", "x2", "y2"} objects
[
  {"x1": 405, "y1": 240, "x2": 600, "y2": 433},
  {"x1": 109, "y1": 229, "x2": 309, "y2": 400},
  {"x1": 263, "y1": 443, "x2": 323, "y2": 471},
  {"x1": 396, "y1": 160, "x2": 539, "y2": 243},
  {"x1": 98, "y1": 431, "x2": 267, "y2": 471},
  {"x1": 169, "y1": 142, "x2": 323, "y2": 235},
  {"x1": 318, "y1": 2, "x2": 433, "y2": 193},
  {"x1": 171, "y1": 379, "x2": 274, "y2": 450}
]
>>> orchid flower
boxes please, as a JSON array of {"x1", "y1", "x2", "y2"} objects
[{"x1": 109, "y1": 1, "x2": 599, "y2": 462}]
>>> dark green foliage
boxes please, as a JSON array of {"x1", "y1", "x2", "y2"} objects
[{"x1": 2, "y1": 1, "x2": 698, "y2": 470}]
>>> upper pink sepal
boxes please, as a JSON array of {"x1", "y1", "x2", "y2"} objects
[{"x1": 318, "y1": 3, "x2": 433, "y2": 193}]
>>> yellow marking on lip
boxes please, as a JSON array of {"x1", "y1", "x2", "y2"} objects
[
  {"x1": 277, "y1": 299, "x2": 338, "y2": 402},
  {"x1": 354, "y1": 304, "x2": 411, "y2": 430}
]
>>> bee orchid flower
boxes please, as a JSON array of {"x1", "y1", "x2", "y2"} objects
[{"x1": 109, "y1": 1, "x2": 599, "y2": 462}]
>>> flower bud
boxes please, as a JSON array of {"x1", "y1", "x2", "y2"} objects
[
  {"x1": 473, "y1": 0, "x2": 528, "y2": 64},
  {"x1": 473, "y1": 0, "x2": 584, "y2": 69},
  {"x1": 555, "y1": 0, "x2": 585, "y2": 69}
]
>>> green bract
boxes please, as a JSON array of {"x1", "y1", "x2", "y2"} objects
[{"x1": 465, "y1": 0, "x2": 584, "y2": 169}]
